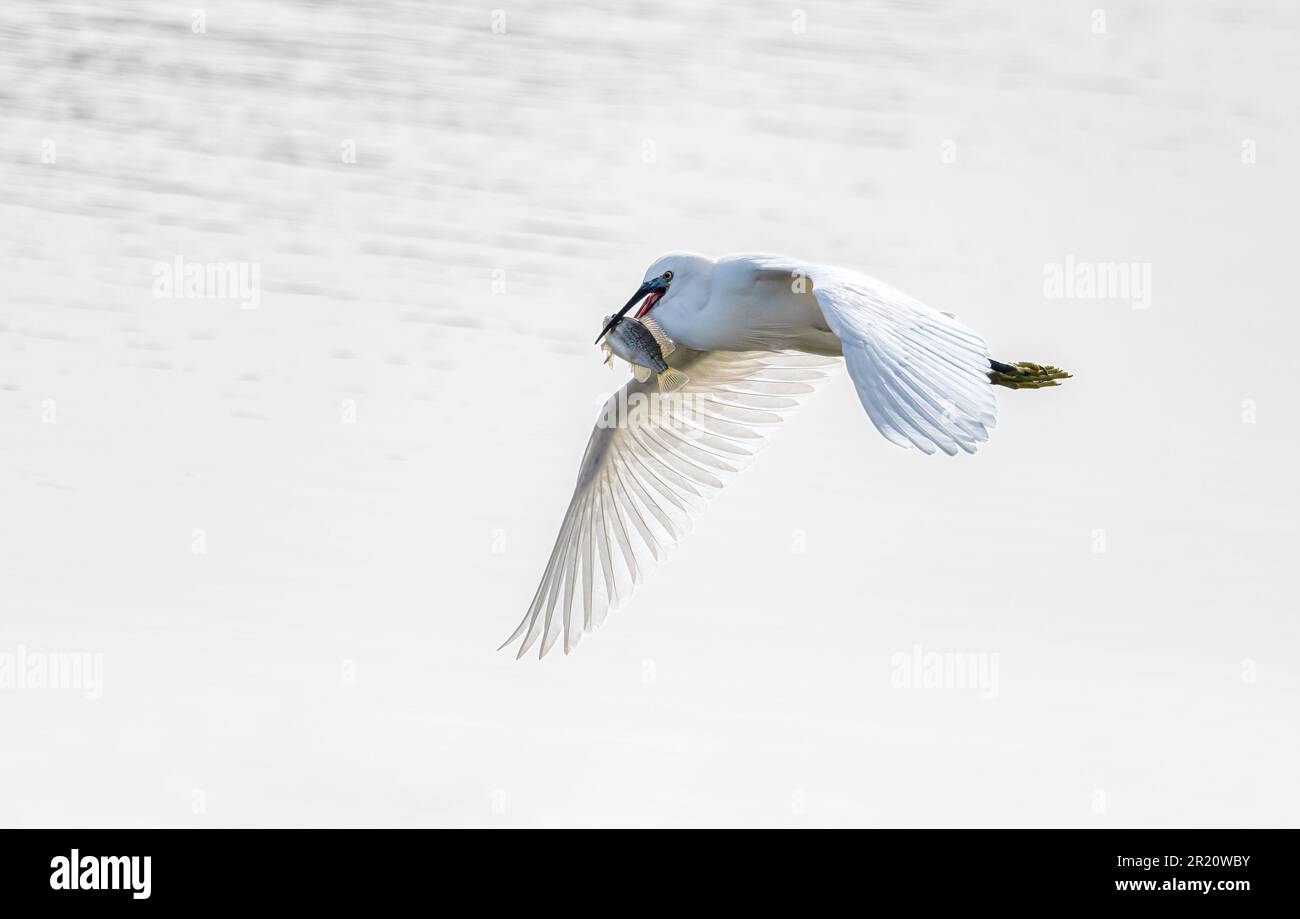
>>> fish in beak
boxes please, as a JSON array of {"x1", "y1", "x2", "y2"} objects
[{"x1": 594, "y1": 275, "x2": 670, "y2": 344}]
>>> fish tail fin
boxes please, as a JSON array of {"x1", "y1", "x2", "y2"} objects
[
  {"x1": 657, "y1": 367, "x2": 690, "y2": 393},
  {"x1": 988, "y1": 359, "x2": 1072, "y2": 389}
]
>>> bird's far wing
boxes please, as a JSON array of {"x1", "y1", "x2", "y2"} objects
[
  {"x1": 750, "y1": 256, "x2": 997, "y2": 456},
  {"x1": 503, "y1": 348, "x2": 840, "y2": 659}
]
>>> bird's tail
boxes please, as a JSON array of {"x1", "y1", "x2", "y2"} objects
[{"x1": 988, "y1": 359, "x2": 1072, "y2": 389}]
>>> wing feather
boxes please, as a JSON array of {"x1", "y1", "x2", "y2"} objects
[
  {"x1": 749, "y1": 257, "x2": 997, "y2": 455},
  {"x1": 503, "y1": 348, "x2": 839, "y2": 658}
]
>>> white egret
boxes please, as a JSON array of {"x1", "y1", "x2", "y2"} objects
[{"x1": 503, "y1": 253, "x2": 1070, "y2": 658}]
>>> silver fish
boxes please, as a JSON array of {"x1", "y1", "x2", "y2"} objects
[{"x1": 599, "y1": 315, "x2": 689, "y2": 393}]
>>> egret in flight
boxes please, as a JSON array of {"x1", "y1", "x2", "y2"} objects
[{"x1": 503, "y1": 253, "x2": 1070, "y2": 658}]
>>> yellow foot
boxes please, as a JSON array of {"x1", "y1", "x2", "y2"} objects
[{"x1": 988, "y1": 361, "x2": 1072, "y2": 389}]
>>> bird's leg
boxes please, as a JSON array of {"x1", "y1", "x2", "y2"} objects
[{"x1": 988, "y1": 359, "x2": 1072, "y2": 389}]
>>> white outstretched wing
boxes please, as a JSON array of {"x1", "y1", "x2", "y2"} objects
[
  {"x1": 751, "y1": 257, "x2": 997, "y2": 456},
  {"x1": 503, "y1": 349, "x2": 840, "y2": 659}
]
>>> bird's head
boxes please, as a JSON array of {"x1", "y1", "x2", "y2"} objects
[{"x1": 594, "y1": 252, "x2": 713, "y2": 343}]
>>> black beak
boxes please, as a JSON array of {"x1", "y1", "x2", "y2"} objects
[{"x1": 594, "y1": 278, "x2": 668, "y2": 344}]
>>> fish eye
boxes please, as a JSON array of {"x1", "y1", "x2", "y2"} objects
[{"x1": 662, "y1": 270, "x2": 673, "y2": 281}]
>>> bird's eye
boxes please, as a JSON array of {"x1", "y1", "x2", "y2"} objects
[{"x1": 663, "y1": 270, "x2": 673, "y2": 281}]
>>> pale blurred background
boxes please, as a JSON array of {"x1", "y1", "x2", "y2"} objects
[{"x1": 0, "y1": 0, "x2": 1297, "y2": 826}]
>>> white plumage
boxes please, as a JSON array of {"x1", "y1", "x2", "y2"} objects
[
  {"x1": 504, "y1": 252, "x2": 1061, "y2": 658},
  {"x1": 502, "y1": 347, "x2": 839, "y2": 658},
  {"x1": 741, "y1": 255, "x2": 997, "y2": 455}
]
